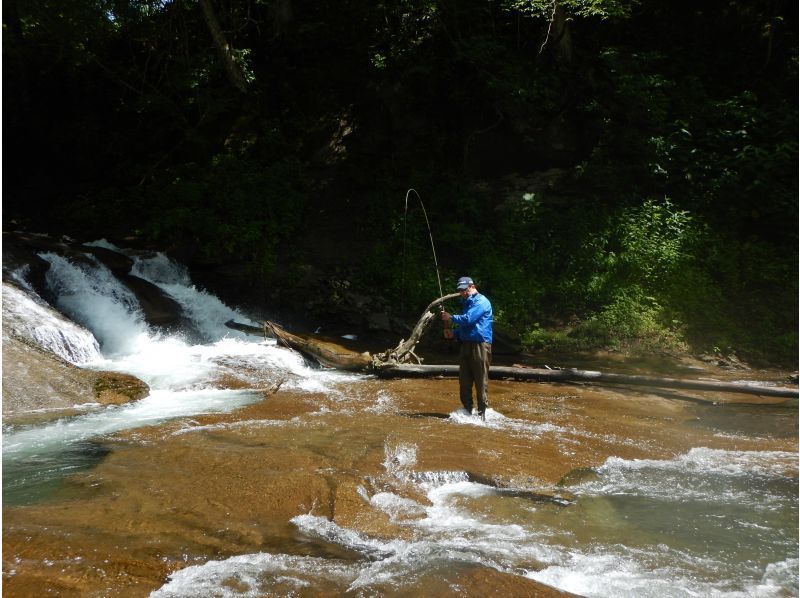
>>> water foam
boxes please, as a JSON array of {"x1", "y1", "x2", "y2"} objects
[
  {"x1": 370, "y1": 492, "x2": 428, "y2": 519},
  {"x1": 527, "y1": 552, "x2": 699, "y2": 598},
  {"x1": 570, "y1": 448, "x2": 799, "y2": 507},
  {"x1": 759, "y1": 558, "x2": 799, "y2": 594},
  {"x1": 527, "y1": 550, "x2": 798, "y2": 598},
  {"x1": 2, "y1": 282, "x2": 102, "y2": 364},
  {"x1": 290, "y1": 513, "x2": 517, "y2": 591},
  {"x1": 150, "y1": 552, "x2": 357, "y2": 597},
  {"x1": 597, "y1": 448, "x2": 798, "y2": 478},
  {"x1": 383, "y1": 441, "x2": 418, "y2": 474},
  {"x1": 83, "y1": 238, "x2": 125, "y2": 253},
  {"x1": 366, "y1": 390, "x2": 397, "y2": 413},
  {"x1": 448, "y1": 407, "x2": 566, "y2": 437},
  {"x1": 39, "y1": 252, "x2": 149, "y2": 356},
  {"x1": 292, "y1": 514, "x2": 405, "y2": 560},
  {"x1": 130, "y1": 251, "x2": 192, "y2": 286},
  {"x1": 130, "y1": 252, "x2": 254, "y2": 341}
]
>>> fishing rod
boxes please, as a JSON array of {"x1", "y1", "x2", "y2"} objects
[{"x1": 401, "y1": 189, "x2": 451, "y2": 338}]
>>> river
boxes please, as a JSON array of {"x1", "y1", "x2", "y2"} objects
[{"x1": 2, "y1": 242, "x2": 797, "y2": 597}]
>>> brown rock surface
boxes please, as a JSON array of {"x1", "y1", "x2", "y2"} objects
[
  {"x1": 2, "y1": 280, "x2": 150, "y2": 423},
  {"x1": 3, "y1": 375, "x2": 796, "y2": 596},
  {"x1": 2, "y1": 333, "x2": 149, "y2": 424}
]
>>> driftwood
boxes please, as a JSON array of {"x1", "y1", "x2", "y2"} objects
[
  {"x1": 264, "y1": 320, "x2": 373, "y2": 371},
  {"x1": 225, "y1": 319, "x2": 372, "y2": 371},
  {"x1": 370, "y1": 292, "x2": 461, "y2": 368},
  {"x1": 224, "y1": 293, "x2": 800, "y2": 399},
  {"x1": 375, "y1": 364, "x2": 799, "y2": 399},
  {"x1": 225, "y1": 292, "x2": 459, "y2": 371}
]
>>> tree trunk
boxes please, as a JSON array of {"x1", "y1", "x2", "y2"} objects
[
  {"x1": 198, "y1": 0, "x2": 248, "y2": 93},
  {"x1": 552, "y1": 3, "x2": 573, "y2": 63},
  {"x1": 264, "y1": 320, "x2": 372, "y2": 371}
]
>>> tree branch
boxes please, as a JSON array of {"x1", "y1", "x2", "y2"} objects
[{"x1": 371, "y1": 292, "x2": 461, "y2": 368}]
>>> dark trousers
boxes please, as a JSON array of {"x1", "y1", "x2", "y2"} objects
[{"x1": 459, "y1": 341, "x2": 492, "y2": 413}]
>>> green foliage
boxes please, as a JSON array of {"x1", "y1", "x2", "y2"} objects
[
  {"x1": 588, "y1": 287, "x2": 686, "y2": 352},
  {"x1": 4, "y1": 0, "x2": 796, "y2": 364},
  {"x1": 614, "y1": 198, "x2": 698, "y2": 287},
  {"x1": 503, "y1": 0, "x2": 634, "y2": 19}
]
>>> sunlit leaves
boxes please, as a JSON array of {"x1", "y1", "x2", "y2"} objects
[{"x1": 502, "y1": 0, "x2": 635, "y2": 20}]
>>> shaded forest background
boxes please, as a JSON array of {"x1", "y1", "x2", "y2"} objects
[{"x1": 3, "y1": 0, "x2": 798, "y2": 365}]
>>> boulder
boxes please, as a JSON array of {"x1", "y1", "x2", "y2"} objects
[
  {"x1": 2, "y1": 333, "x2": 149, "y2": 424},
  {"x1": 2, "y1": 231, "x2": 65, "y2": 300},
  {"x1": 2, "y1": 280, "x2": 150, "y2": 423},
  {"x1": 117, "y1": 273, "x2": 183, "y2": 328},
  {"x1": 83, "y1": 245, "x2": 134, "y2": 274}
]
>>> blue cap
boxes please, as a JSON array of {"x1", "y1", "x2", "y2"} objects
[{"x1": 456, "y1": 276, "x2": 474, "y2": 290}]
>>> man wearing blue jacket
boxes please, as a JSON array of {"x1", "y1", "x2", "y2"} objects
[{"x1": 441, "y1": 276, "x2": 493, "y2": 419}]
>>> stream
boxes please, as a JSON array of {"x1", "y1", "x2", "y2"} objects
[{"x1": 2, "y1": 242, "x2": 797, "y2": 597}]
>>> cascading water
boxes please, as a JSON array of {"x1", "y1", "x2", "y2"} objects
[
  {"x1": 38, "y1": 251, "x2": 150, "y2": 357},
  {"x1": 3, "y1": 242, "x2": 356, "y2": 505}
]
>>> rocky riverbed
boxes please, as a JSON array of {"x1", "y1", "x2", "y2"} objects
[{"x1": 4, "y1": 369, "x2": 797, "y2": 596}]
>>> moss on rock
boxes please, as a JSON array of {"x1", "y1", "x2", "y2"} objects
[{"x1": 92, "y1": 372, "x2": 150, "y2": 405}]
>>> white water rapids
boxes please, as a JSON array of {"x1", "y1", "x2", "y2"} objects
[
  {"x1": 152, "y1": 442, "x2": 798, "y2": 598},
  {"x1": 3, "y1": 242, "x2": 357, "y2": 503},
  {"x1": 2, "y1": 241, "x2": 797, "y2": 597}
]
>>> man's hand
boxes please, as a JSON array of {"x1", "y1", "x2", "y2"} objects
[{"x1": 440, "y1": 311, "x2": 452, "y2": 322}]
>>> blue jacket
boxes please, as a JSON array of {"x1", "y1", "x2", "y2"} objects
[{"x1": 451, "y1": 292, "x2": 493, "y2": 343}]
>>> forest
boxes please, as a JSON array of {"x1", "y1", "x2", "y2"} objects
[{"x1": 3, "y1": 0, "x2": 798, "y2": 365}]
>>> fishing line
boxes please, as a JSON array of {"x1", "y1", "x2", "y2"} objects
[{"x1": 402, "y1": 189, "x2": 444, "y2": 308}]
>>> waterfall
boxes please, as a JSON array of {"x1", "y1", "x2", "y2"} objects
[
  {"x1": 4, "y1": 239, "x2": 361, "y2": 507},
  {"x1": 37, "y1": 251, "x2": 149, "y2": 357},
  {"x1": 26, "y1": 242, "x2": 336, "y2": 392},
  {"x1": 36, "y1": 245, "x2": 259, "y2": 356},
  {"x1": 84, "y1": 239, "x2": 258, "y2": 341},
  {"x1": 5, "y1": 243, "x2": 278, "y2": 504},
  {"x1": 130, "y1": 252, "x2": 255, "y2": 341},
  {"x1": 129, "y1": 250, "x2": 192, "y2": 287}
]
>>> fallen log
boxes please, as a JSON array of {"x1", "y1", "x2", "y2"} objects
[
  {"x1": 225, "y1": 319, "x2": 372, "y2": 371},
  {"x1": 224, "y1": 298, "x2": 799, "y2": 400},
  {"x1": 224, "y1": 291, "x2": 461, "y2": 372},
  {"x1": 225, "y1": 319, "x2": 265, "y2": 336},
  {"x1": 376, "y1": 364, "x2": 799, "y2": 399}
]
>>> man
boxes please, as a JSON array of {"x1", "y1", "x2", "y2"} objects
[{"x1": 441, "y1": 276, "x2": 493, "y2": 419}]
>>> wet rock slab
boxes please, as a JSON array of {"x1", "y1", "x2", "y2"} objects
[
  {"x1": 3, "y1": 377, "x2": 797, "y2": 596},
  {"x1": 2, "y1": 333, "x2": 149, "y2": 425}
]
